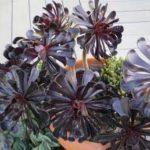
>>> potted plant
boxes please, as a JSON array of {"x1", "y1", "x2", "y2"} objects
[{"x1": 0, "y1": 0, "x2": 150, "y2": 150}]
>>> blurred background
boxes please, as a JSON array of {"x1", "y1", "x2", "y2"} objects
[{"x1": 0, "y1": 0, "x2": 150, "y2": 62}]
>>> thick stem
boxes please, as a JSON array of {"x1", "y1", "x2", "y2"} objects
[
  {"x1": 82, "y1": 50, "x2": 89, "y2": 70},
  {"x1": 68, "y1": 65, "x2": 76, "y2": 83},
  {"x1": 71, "y1": 65, "x2": 76, "y2": 75}
]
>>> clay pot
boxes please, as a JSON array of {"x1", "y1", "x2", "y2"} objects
[
  {"x1": 65, "y1": 57, "x2": 106, "y2": 71},
  {"x1": 50, "y1": 125, "x2": 110, "y2": 150},
  {"x1": 57, "y1": 137, "x2": 109, "y2": 150}
]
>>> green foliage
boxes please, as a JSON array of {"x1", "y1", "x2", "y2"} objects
[
  {"x1": 100, "y1": 57, "x2": 126, "y2": 97},
  {"x1": 29, "y1": 130, "x2": 59, "y2": 150},
  {"x1": 0, "y1": 122, "x2": 59, "y2": 150},
  {"x1": 12, "y1": 128, "x2": 59, "y2": 150},
  {"x1": 0, "y1": 129, "x2": 13, "y2": 150}
]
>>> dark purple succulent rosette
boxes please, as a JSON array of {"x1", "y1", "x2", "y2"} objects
[
  {"x1": 48, "y1": 69, "x2": 111, "y2": 142},
  {"x1": 0, "y1": 66, "x2": 49, "y2": 132},
  {"x1": 6, "y1": 28, "x2": 77, "y2": 74},
  {"x1": 3, "y1": 44, "x2": 24, "y2": 61},
  {"x1": 3, "y1": 0, "x2": 78, "y2": 75},
  {"x1": 3, "y1": 44, "x2": 25, "y2": 68},
  {"x1": 0, "y1": 63, "x2": 10, "y2": 76},
  {"x1": 122, "y1": 38, "x2": 150, "y2": 103},
  {"x1": 33, "y1": 1, "x2": 71, "y2": 34},
  {"x1": 71, "y1": 0, "x2": 124, "y2": 60},
  {"x1": 0, "y1": 64, "x2": 18, "y2": 81},
  {"x1": 94, "y1": 98, "x2": 150, "y2": 150}
]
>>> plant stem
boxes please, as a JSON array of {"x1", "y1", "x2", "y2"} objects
[
  {"x1": 70, "y1": 65, "x2": 76, "y2": 81},
  {"x1": 82, "y1": 50, "x2": 89, "y2": 70},
  {"x1": 66, "y1": 63, "x2": 76, "y2": 82}
]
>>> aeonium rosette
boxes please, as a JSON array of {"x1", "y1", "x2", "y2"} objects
[
  {"x1": 48, "y1": 69, "x2": 112, "y2": 142},
  {"x1": 0, "y1": 66, "x2": 49, "y2": 132},
  {"x1": 71, "y1": 0, "x2": 124, "y2": 60},
  {"x1": 122, "y1": 38, "x2": 150, "y2": 103},
  {"x1": 33, "y1": 1, "x2": 71, "y2": 34},
  {"x1": 4, "y1": 27, "x2": 78, "y2": 74},
  {"x1": 3, "y1": 1, "x2": 78, "y2": 75},
  {"x1": 94, "y1": 98, "x2": 150, "y2": 150}
]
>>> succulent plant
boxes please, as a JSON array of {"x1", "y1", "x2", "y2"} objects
[
  {"x1": 48, "y1": 69, "x2": 111, "y2": 142},
  {"x1": 1, "y1": 0, "x2": 150, "y2": 149},
  {"x1": 71, "y1": 0, "x2": 124, "y2": 60},
  {"x1": 0, "y1": 66, "x2": 49, "y2": 132},
  {"x1": 0, "y1": 63, "x2": 9, "y2": 77},
  {"x1": 4, "y1": 28, "x2": 77, "y2": 75},
  {"x1": 100, "y1": 56, "x2": 126, "y2": 97},
  {"x1": 95, "y1": 98, "x2": 150, "y2": 150},
  {"x1": 33, "y1": 2, "x2": 72, "y2": 34},
  {"x1": 3, "y1": 1, "x2": 78, "y2": 75},
  {"x1": 122, "y1": 38, "x2": 150, "y2": 103}
]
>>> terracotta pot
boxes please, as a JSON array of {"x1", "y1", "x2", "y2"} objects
[
  {"x1": 65, "y1": 57, "x2": 106, "y2": 71},
  {"x1": 57, "y1": 137, "x2": 109, "y2": 150},
  {"x1": 50, "y1": 124, "x2": 110, "y2": 150}
]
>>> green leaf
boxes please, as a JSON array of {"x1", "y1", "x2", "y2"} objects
[
  {"x1": 32, "y1": 143, "x2": 45, "y2": 150},
  {"x1": 11, "y1": 122, "x2": 26, "y2": 139},
  {"x1": 30, "y1": 131, "x2": 59, "y2": 150},
  {"x1": 0, "y1": 129, "x2": 13, "y2": 150},
  {"x1": 30, "y1": 132, "x2": 40, "y2": 145},
  {"x1": 37, "y1": 60, "x2": 44, "y2": 71},
  {"x1": 12, "y1": 138, "x2": 27, "y2": 150},
  {"x1": 38, "y1": 132, "x2": 59, "y2": 147},
  {"x1": 100, "y1": 56, "x2": 126, "y2": 97}
]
